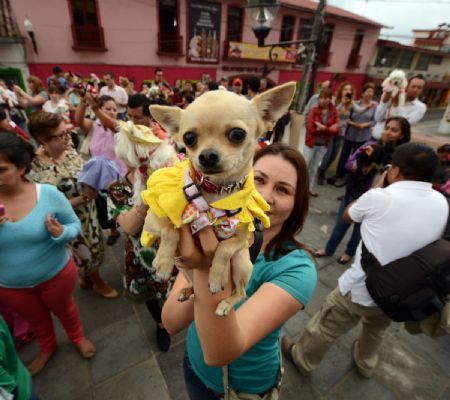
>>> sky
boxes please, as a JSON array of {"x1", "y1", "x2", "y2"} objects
[{"x1": 326, "y1": 0, "x2": 450, "y2": 44}]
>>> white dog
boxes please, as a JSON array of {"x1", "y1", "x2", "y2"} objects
[
  {"x1": 115, "y1": 121, "x2": 179, "y2": 205},
  {"x1": 382, "y1": 69, "x2": 408, "y2": 107}
]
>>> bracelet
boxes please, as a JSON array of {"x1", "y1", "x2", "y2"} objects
[{"x1": 133, "y1": 207, "x2": 146, "y2": 218}]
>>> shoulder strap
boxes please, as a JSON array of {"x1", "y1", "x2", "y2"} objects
[
  {"x1": 360, "y1": 241, "x2": 382, "y2": 275},
  {"x1": 249, "y1": 218, "x2": 264, "y2": 263},
  {"x1": 443, "y1": 197, "x2": 450, "y2": 241}
]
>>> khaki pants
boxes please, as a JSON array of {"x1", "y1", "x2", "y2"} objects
[{"x1": 292, "y1": 287, "x2": 391, "y2": 376}]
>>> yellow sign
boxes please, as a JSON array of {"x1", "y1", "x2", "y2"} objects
[{"x1": 227, "y1": 41, "x2": 297, "y2": 62}]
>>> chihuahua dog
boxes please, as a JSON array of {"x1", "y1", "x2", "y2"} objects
[{"x1": 141, "y1": 82, "x2": 296, "y2": 315}]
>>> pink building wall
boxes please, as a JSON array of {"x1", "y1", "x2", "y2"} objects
[{"x1": 11, "y1": 0, "x2": 381, "y2": 94}]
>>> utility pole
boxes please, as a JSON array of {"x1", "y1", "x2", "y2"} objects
[{"x1": 295, "y1": 0, "x2": 327, "y2": 113}]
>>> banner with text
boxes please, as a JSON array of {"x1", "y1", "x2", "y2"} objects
[{"x1": 227, "y1": 41, "x2": 297, "y2": 63}]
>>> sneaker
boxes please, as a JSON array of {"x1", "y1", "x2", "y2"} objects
[
  {"x1": 334, "y1": 177, "x2": 347, "y2": 188},
  {"x1": 317, "y1": 170, "x2": 325, "y2": 186},
  {"x1": 327, "y1": 176, "x2": 337, "y2": 185},
  {"x1": 156, "y1": 325, "x2": 171, "y2": 352}
]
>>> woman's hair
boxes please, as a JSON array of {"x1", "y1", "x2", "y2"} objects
[
  {"x1": 28, "y1": 111, "x2": 63, "y2": 143},
  {"x1": 48, "y1": 85, "x2": 65, "y2": 95},
  {"x1": 253, "y1": 143, "x2": 310, "y2": 260},
  {"x1": 26, "y1": 75, "x2": 45, "y2": 95},
  {"x1": 361, "y1": 82, "x2": 376, "y2": 94},
  {"x1": 0, "y1": 132, "x2": 35, "y2": 173},
  {"x1": 385, "y1": 116, "x2": 411, "y2": 145},
  {"x1": 335, "y1": 82, "x2": 354, "y2": 106},
  {"x1": 98, "y1": 95, "x2": 116, "y2": 108}
]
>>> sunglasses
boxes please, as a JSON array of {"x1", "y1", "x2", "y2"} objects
[{"x1": 50, "y1": 130, "x2": 71, "y2": 140}]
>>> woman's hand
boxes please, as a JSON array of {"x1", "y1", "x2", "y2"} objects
[
  {"x1": 0, "y1": 215, "x2": 9, "y2": 225},
  {"x1": 176, "y1": 225, "x2": 218, "y2": 270},
  {"x1": 45, "y1": 213, "x2": 64, "y2": 237},
  {"x1": 373, "y1": 170, "x2": 388, "y2": 189},
  {"x1": 85, "y1": 92, "x2": 100, "y2": 110}
]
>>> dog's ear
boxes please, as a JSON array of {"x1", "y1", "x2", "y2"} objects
[
  {"x1": 150, "y1": 105, "x2": 184, "y2": 137},
  {"x1": 251, "y1": 82, "x2": 296, "y2": 128}
]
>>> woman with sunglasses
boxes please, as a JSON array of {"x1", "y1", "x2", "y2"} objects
[{"x1": 27, "y1": 112, "x2": 119, "y2": 299}]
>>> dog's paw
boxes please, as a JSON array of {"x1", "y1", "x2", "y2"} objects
[
  {"x1": 177, "y1": 287, "x2": 194, "y2": 302},
  {"x1": 215, "y1": 300, "x2": 233, "y2": 317},
  {"x1": 153, "y1": 254, "x2": 174, "y2": 281},
  {"x1": 208, "y1": 263, "x2": 229, "y2": 294}
]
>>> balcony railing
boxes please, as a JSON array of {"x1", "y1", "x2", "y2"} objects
[
  {"x1": 347, "y1": 53, "x2": 362, "y2": 69},
  {"x1": 318, "y1": 50, "x2": 332, "y2": 66},
  {"x1": 158, "y1": 32, "x2": 183, "y2": 55},
  {"x1": 71, "y1": 24, "x2": 106, "y2": 51}
]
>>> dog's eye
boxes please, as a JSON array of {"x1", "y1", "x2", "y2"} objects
[
  {"x1": 227, "y1": 128, "x2": 246, "y2": 144},
  {"x1": 183, "y1": 131, "x2": 197, "y2": 147}
]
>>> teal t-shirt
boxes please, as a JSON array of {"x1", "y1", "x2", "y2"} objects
[{"x1": 186, "y1": 248, "x2": 317, "y2": 394}]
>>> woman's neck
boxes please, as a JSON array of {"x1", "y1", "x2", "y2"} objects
[
  {"x1": 361, "y1": 98, "x2": 371, "y2": 106},
  {"x1": 0, "y1": 179, "x2": 30, "y2": 199},
  {"x1": 261, "y1": 225, "x2": 282, "y2": 252}
]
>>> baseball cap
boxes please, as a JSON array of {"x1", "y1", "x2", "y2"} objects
[{"x1": 232, "y1": 78, "x2": 243, "y2": 86}]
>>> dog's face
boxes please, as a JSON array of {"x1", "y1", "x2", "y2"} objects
[
  {"x1": 389, "y1": 70, "x2": 407, "y2": 88},
  {"x1": 150, "y1": 82, "x2": 296, "y2": 184}
]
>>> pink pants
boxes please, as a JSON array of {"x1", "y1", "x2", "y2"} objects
[{"x1": 0, "y1": 258, "x2": 85, "y2": 354}]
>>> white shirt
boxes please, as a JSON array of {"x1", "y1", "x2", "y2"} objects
[
  {"x1": 338, "y1": 181, "x2": 448, "y2": 307},
  {"x1": 99, "y1": 84, "x2": 128, "y2": 114},
  {"x1": 372, "y1": 98, "x2": 427, "y2": 139}
]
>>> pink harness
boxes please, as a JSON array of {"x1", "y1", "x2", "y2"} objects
[{"x1": 181, "y1": 170, "x2": 241, "y2": 239}]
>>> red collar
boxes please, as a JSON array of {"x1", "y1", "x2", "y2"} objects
[{"x1": 190, "y1": 166, "x2": 248, "y2": 194}]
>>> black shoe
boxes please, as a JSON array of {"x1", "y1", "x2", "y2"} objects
[
  {"x1": 106, "y1": 232, "x2": 120, "y2": 246},
  {"x1": 327, "y1": 176, "x2": 336, "y2": 185},
  {"x1": 156, "y1": 325, "x2": 171, "y2": 352},
  {"x1": 334, "y1": 177, "x2": 347, "y2": 188}
]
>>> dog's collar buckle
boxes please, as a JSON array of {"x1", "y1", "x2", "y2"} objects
[{"x1": 191, "y1": 166, "x2": 248, "y2": 194}]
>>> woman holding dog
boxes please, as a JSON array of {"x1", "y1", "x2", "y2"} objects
[
  {"x1": 314, "y1": 116, "x2": 411, "y2": 264},
  {"x1": 162, "y1": 143, "x2": 317, "y2": 399},
  {"x1": 27, "y1": 111, "x2": 119, "y2": 299}
]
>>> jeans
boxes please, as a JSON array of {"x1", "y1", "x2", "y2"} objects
[
  {"x1": 303, "y1": 145, "x2": 328, "y2": 190},
  {"x1": 320, "y1": 136, "x2": 345, "y2": 174},
  {"x1": 183, "y1": 352, "x2": 222, "y2": 400},
  {"x1": 325, "y1": 195, "x2": 361, "y2": 257},
  {"x1": 335, "y1": 139, "x2": 364, "y2": 178}
]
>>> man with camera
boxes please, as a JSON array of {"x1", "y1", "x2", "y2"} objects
[{"x1": 282, "y1": 143, "x2": 448, "y2": 378}]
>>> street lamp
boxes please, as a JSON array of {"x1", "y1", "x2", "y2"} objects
[{"x1": 245, "y1": 0, "x2": 280, "y2": 47}]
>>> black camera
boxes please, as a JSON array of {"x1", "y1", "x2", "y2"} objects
[{"x1": 344, "y1": 92, "x2": 352, "y2": 99}]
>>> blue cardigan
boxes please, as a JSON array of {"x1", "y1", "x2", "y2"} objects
[{"x1": 0, "y1": 184, "x2": 81, "y2": 288}]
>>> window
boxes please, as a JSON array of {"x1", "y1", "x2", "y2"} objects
[
  {"x1": 375, "y1": 46, "x2": 399, "y2": 67},
  {"x1": 415, "y1": 53, "x2": 432, "y2": 70},
  {"x1": 347, "y1": 30, "x2": 364, "y2": 68},
  {"x1": 227, "y1": 6, "x2": 243, "y2": 42},
  {"x1": 319, "y1": 24, "x2": 334, "y2": 65},
  {"x1": 69, "y1": 0, "x2": 106, "y2": 50},
  {"x1": 298, "y1": 19, "x2": 313, "y2": 41},
  {"x1": 158, "y1": 0, "x2": 182, "y2": 54},
  {"x1": 280, "y1": 15, "x2": 295, "y2": 42},
  {"x1": 431, "y1": 55, "x2": 443, "y2": 65},
  {"x1": 397, "y1": 51, "x2": 414, "y2": 69}
]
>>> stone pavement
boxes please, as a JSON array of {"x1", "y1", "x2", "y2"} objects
[{"x1": 20, "y1": 182, "x2": 450, "y2": 400}]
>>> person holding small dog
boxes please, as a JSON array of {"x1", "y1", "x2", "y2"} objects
[
  {"x1": 282, "y1": 142, "x2": 447, "y2": 379},
  {"x1": 372, "y1": 74, "x2": 427, "y2": 140},
  {"x1": 162, "y1": 143, "x2": 317, "y2": 399},
  {"x1": 304, "y1": 87, "x2": 340, "y2": 196}
]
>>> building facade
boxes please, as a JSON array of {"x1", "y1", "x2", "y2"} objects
[{"x1": 9, "y1": 0, "x2": 381, "y2": 94}]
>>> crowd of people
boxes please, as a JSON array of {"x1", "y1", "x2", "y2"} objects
[{"x1": 0, "y1": 64, "x2": 449, "y2": 400}]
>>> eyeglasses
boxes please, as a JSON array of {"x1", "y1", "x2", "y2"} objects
[
  {"x1": 50, "y1": 130, "x2": 71, "y2": 140},
  {"x1": 156, "y1": 73, "x2": 164, "y2": 77}
]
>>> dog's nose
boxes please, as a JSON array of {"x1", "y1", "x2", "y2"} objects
[{"x1": 199, "y1": 149, "x2": 220, "y2": 167}]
